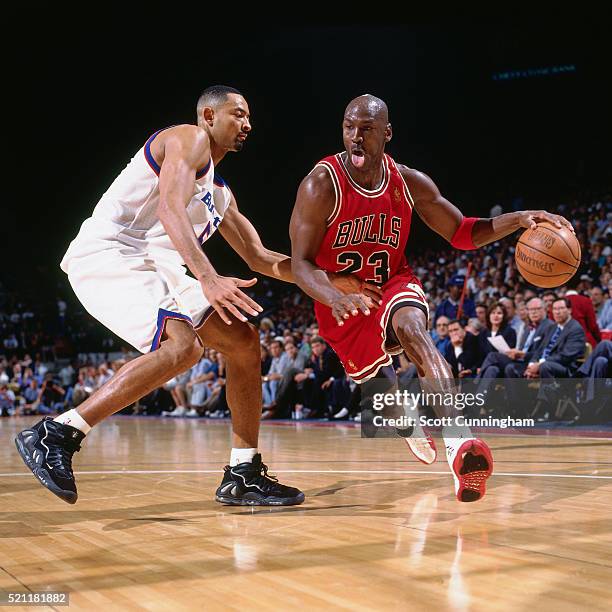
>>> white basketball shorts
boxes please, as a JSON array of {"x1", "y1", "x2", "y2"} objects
[{"x1": 62, "y1": 248, "x2": 213, "y2": 353}]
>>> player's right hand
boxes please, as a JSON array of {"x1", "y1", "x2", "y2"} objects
[
  {"x1": 200, "y1": 275, "x2": 263, "y2": 325},
  {"x1": 330, "y1": 293, "x2": 372, "y2": 326},
  {"x1": 328, "y1": 273, "x2": 383, "y2": 308}
]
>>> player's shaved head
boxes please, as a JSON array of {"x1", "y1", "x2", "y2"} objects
[
  {"x1": 197, "y1": 85, "x2": 243, "y2": 115},
  {"x1": 344, "y1": 94, "x2": 389, "y2": 124}
]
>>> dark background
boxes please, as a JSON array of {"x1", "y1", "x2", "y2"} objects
[{"x1": 5, "y1": 23, "x2": 611, "y2": 289}]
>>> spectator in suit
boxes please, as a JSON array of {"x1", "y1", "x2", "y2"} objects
[
  {"x1": 514, "y1": 301, "x2": 531, "y2": 349},
  {"x1": 264, "y1": 340, "x2": 308, "y2": 419},
  {"x1": 295, "y1": 336, "x2": 348, "y2": 418},
  {"x1": 564, "y1": 275, "x2": 601, "y2": 347},
  {"x1": 590, "y1": 286, "x2": 606, "y2": 321},
  {"x1": 500, "y1": 297, "x2": 523, "y2": 336},
  {"x1": 476, "y1": 298, "x2": 554, "y2": 394},
  {"x1": 435, "y1": 275, "x2": 476, "y2": 323},
  {"x1": 444, "y1": 319, "x2": 480, "y2": 378},
  {"x1": 575, "y1": 339, "x2": 612, "y2": 404},
  {"x1": 261, "y1": 339, "x2": 291, "y2": 410},
  {"x1": 505, "y1": 298, "x2": 586, "y2": 380},
  {"x1": 477, "y1": 301, "x2": 517, "y2": 366},
  {"x1": 596, "y1": 278, "x2": 612, "y2": 330}
]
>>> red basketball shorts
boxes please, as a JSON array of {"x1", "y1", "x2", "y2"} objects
[{"x1": 314, "y1": 272, "x2": 429, "y2": 383}]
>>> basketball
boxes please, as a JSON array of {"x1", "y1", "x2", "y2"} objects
[{"x1": 515, "y1": 220, "x2": 581, "y2": 288}]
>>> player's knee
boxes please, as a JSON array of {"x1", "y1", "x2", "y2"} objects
[
  {"x1": 396, "y1": 316, "x2": 430, "y2": 351},
  {"x1": 214, "y1": 323, "x2": 260, "y2": 361},
  {"x1": 230, "y1": 322, "x2": 260, "y2": 356},
  {"x1": 167, "y1": 335, "x2": 204, "y2": 372}
]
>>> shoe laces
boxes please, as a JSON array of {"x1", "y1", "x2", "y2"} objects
[{"x1": 235, "y1": 460, "x2": 280, "y2": 492}]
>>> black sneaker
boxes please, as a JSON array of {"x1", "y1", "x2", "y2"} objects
[
  {"x1": 14, "y1": 417, "x2": 85, "y2": 504},
  {"x1": 215, "y1": 454, "x2": 305, "y2": 506}
]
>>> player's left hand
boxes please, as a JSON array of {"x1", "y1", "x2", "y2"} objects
[
  {"x1": 328, "y1": 273, "x2": 383, "y2": 306},
  {"x1": 517, "y1": 211, "x2": 575, "y2": 234}
]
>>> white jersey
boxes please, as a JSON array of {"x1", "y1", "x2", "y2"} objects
[
  {"x1": 61, "y1": 126, "x2": 231, "y2": 270},
  {"x1": 60, "y1": 127, "x2": 232, "y2": 353}
]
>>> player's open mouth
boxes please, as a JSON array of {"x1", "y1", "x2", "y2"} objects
[
  {"x1": 238, "y1": 133, "x2": 247, "y2": 142},
  {"x1": 351, "y1": 150, "x2": 365, "y2": 168}
]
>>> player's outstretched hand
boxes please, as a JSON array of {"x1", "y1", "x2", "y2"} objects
[
  {"x1": 517, "y1": 211, "x2": 575, "y2": 234},
  {"x1": 200, "y1": 275, "x2": 263, "y2": 325},
  {"x1": 328, "y1": 273, "x2": 383, "y2": 308},
  {"x1": 330, "y1": 293, "x2": 372, "y2": 326}
]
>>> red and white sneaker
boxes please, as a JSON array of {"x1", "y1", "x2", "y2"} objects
[
  {"x1": 446, "y1": 438, "x2": 493, "y2": 502},
  {"x1": 403, "y1": 433, "x2": 437, "y2": 465}
]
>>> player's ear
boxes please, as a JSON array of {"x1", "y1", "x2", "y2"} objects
[
  {"x1": 202, "y1": 106, "x2": 215, "y2": 127},
  {"x1": 385, "y1": 123, "x2": 392, "y2": 143}
]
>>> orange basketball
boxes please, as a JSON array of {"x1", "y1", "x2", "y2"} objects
[{"x1": 515, "y1": 220, "x2": 581, "y2": 288}]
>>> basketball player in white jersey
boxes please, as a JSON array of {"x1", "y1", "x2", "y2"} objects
[{"x1": 14, "y1": 85, "x2": 375, "y2": 506}]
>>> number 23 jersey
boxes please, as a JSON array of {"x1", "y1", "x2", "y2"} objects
[{"x1": 313, "y1": 152, "x2": 415, "y2": 284}]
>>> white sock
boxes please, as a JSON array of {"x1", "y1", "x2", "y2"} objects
[
  {"x1": 54, "y1": 409, "x2": 92, "y2": 435},
  {"x1": 230, "y1": 448, "x2": 257, "y2": 466}
]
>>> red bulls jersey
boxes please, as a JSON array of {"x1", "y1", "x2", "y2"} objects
[{"x1": 314, "y1": 152, "x2": 415, "y2": 285}]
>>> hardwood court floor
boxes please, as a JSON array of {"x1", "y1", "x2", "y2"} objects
[{"x1": 1, "y1": 417, "x2": 611, "y2": 611}]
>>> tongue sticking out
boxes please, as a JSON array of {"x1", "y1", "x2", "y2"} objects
[{"x1": 352, "y1": 153, "x2": 365, "y2": 168}]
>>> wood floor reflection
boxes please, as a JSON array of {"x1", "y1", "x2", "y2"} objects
[{"x1": 1, "y1": 417, "x2": 611, "y2": 611}]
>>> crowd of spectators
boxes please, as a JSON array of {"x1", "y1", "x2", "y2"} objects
[{"x1": 1, "y1": 195, "x2": 611, "y2": 423}]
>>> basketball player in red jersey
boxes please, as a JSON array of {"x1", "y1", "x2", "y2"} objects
[{"x1": 290, "y1": 95, "x2": 573, "y2": 502}]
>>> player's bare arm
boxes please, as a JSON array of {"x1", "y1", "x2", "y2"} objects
[
  {"x1": 156, "y1": 125, "x2": 261, "y2": 325},
  {"x1": 399, "y1": 166, "x2": 574, "y2": 248},
  {"x1": 290, "y1": 167, "x2": 380, "y2": 325},
  {"x1": 219, "y1": 192, "x2": 293, "y2": 283}
]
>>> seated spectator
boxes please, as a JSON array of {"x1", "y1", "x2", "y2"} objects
[
  {"x1": 262, "y1": 339, "x2": 291, "y2": 410},
  {"x1": 542, "y1": 291, "x2": 558, "y2": 320},
  {"x1": 161, "y1": 370, "x2": 191, "y2": 417},
  {"x1": 475, "y1": 303, "x2": 488, "y2": 328},
  {"x1": 499, "y1": 297, "x2": 523, "y2": 336},
  {"x1": 435, "y1": 275, "x2": 476, "y2": 322},
  {"x1": 200, "y1": 353, "x2": 228, "y2": 417},
  {"x1": 443, "y1": 319, "x2": 480, "y2": 378},
  {"x1": 58, "y1": 362, "x2": 76, "y2": 389},
  {"x1": 185, "y1": 351, "x2": 219, "y2": 417},
  {"x1": 36, "y1": 373, "x2": 66, "y2": 414},
  {"x1": 96, "y1": 362, "x2": 114, "y2": 388},
  {"x1": 596, "y1": 278, "x2": 612, "y2": 330},
  {"x1": 263, "y1": 340, "x2": 307, "y2": 419},
  {"x1": 72, "y1": 368, "x2": 95, "y2": 406},
  {"x1": 564, "y1": 274, "x2": 601, "y2": 347},
  {"x1": 575, "y1": 339, "x2": 612, "y2": 406},
  {"x1": 465, "y1": 317, "x2": 484, "y2": 336},
  {"x1": 432, "y1": 316, "x2": 451, "y2": 354},
  {"x1": 505, "y1": 298, "x2": 586, "y2": 380},
  {"x1": 294, "y1": 336, "x2": 348, "y2": 418},
  {"x1": 0, "y1": 384, "x2": 15, "y2": 416},
  {"x1": 21, "y1": 379, "x2": 40, "y2": 415},
  {"x1": 513, "y1": 301, "x2": 531, "y2": 347},
  {"x1": 477, "y1": 301, "x2": 517, "y2": 366},
  {"x1": 476, "y1": 297, "x2": 554, "y2": 394},
  {"x1": 590, "y1": 285, "x2": 605, "y2": 321}
]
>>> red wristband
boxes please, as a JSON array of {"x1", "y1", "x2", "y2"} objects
[{"x1": 450, "y1": 217, "x2": 478, "y2": 250}]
